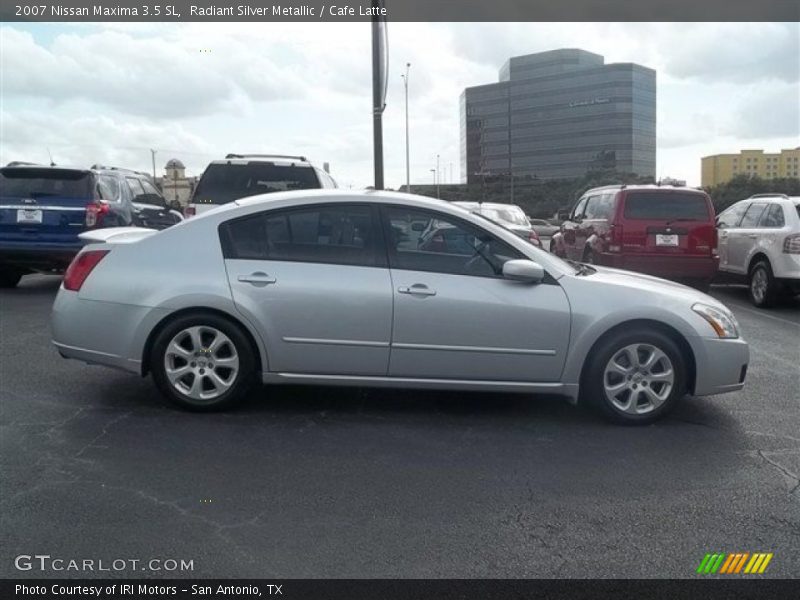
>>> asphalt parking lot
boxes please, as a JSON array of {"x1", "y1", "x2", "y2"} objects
[{"x1": 1, "y1": 274, "x2": 798, "y2": 578}]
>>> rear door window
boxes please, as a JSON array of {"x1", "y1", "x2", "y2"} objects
[
  {"x1": 623, "y1": 192, "x2": 710, "y2": 220},
  {"x1": 97, "y1": 175, "x2": 121, "y2": 201},
  {"x1": 739, "y1": 202, "x2": 767, "y2": 228},
  {"x1": 194, "y1": 163, "x2": 321, "y2": 205},
  {"x1": 758, "y1": 204, "x2": 785, "y2": 228},
  {"x1": 221, "y1": 204, "x2": 377, "y2": 267}
]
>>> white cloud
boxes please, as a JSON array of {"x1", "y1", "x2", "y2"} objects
[{"x1": 0, "y1": 22, "x2": 798, "y2": 189}]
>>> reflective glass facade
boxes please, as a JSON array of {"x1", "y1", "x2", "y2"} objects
[{"x1": 460, "y1": 49, "x2": 656, "y2": 183}]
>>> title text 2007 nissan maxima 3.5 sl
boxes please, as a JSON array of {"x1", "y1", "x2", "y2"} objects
[{"x1": 51, "y1": 190, "x2": 749, "y2": 424}]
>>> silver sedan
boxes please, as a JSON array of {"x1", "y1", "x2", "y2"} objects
[{"x1": 51, "y1": 190, "x2": 749, "y2": 424}]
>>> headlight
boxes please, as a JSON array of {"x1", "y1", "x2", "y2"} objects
[{"x1": 692, "y1": 303, "x2": 739, "y2": 339}]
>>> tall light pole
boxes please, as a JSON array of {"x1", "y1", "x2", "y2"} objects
[
  {"x1": 150, "y1": 149, "x2": 157, "y2": 179},
  {"x1": 436, "y1": 153, "x2": 440, "y2": 197},
  {"x1": 430, "y1": 168, "x2": 437, "y2": 197},
  {"x1": 401, "y1": 62, "x2": 411, "y2": 193}
]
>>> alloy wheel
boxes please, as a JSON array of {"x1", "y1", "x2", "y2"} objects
[
  {"x1": 603, "y1": 343, "x2": 674, "y2": 415},
  {"x1": 751, "y1": 267, "x2": 768, "y2": 304},
  {"x1": 164, "y1": 326, "x2": 240, "y2": 402}
]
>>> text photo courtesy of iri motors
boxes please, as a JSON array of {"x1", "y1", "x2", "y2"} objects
[{"x1": 0, "y1": 2, "x2": 798, "y2": 598}]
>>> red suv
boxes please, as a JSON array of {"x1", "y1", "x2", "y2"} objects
[{"x1": 551, "y1": 184, "x2": 718, "y2": 289}]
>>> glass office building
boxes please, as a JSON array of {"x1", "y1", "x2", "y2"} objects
[{"x1": 460, "y1": 49, "x2": 656, "y2": 183}]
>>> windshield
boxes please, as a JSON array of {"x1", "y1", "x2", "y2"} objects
[
  {"x1": 0, "y1": 168, "x2": 93, "y2": 198},
  {"x1": 482, "y1": 206, "x2": 529, "y2": 226},
  {"x1": 192, "y1": 162, "x2": 321, "y2": 205}
]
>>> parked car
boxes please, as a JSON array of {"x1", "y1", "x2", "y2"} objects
[
  {"x1": 716, "y1": 194, "x2": 800, "y2": 307},
  {"x1": 551, "y1": 184, "x2": 718, "y2": 290},
  {"x1": 52, "y1": 190, "x2": 748, "y2": 425},
  {"x1": 452, "y1": 201, "x2": 542, "y2": 248},
  {"x1": 91, "y1": 165, "x2": 182, "y2": 231},
  {"x1": 186, "y1": 154, "x2": 337, "y2": 218},
  {"x1": 528, "y1": 218, "x2": 560, "y2": 238},
  {"x1": 0, "y1": 164, "x2": 137, "y2": 287}
]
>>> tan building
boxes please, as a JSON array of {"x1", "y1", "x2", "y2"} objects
[
  {"x1": 701, "y1": 148, "x2": 800, "y2": 187},
  {"x1": 156, "y1": 158, "x2": 199, "y2": 207}
]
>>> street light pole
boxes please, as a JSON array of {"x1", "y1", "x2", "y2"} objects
[
  {"x1": 401, "y1": 63, "x2": 411, "y2": 193},
  {"x1": 150, "y1": 149, "x2": 157, "y2": 180},
  {"x1": 436, "y1": 154, "x2": 440, "y2": 198},
  {"x1": 430, "y1": 168, "x2": 437, "y2": 197}
]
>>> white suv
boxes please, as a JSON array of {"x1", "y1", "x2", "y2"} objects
[
  {"x1": 716, "y1": 194, "x2": 800, "y2": 307},
  {"x1": 186, "y1": 154, "x2": 337, "y2": 218}
]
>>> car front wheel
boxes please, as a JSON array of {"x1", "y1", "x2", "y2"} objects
[
  {"x1": 151, "y1": 312, "x2": 256, "y2": 411},
  {"x1": 582, "y1": 329, "x2": 686, "y2": 425},
  {"x1": 749, "y1": 260, "x2": 778, "y2": 308}
]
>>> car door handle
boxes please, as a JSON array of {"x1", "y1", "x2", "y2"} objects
[
  {"x1": 238, "y1": 272, "x2": 277, "y2": 286},
  {"x1": 398, "y1": 284, "x2": 436, "y2": 297}
]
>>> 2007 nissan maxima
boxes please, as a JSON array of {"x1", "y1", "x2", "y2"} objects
[{"x1": 51, "y1": 190, "x2": 749, "y2": 424}]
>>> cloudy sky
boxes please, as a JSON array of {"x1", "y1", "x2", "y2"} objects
[{"x1": 1, "y1": 22, "x2": 798, "y2": 188}]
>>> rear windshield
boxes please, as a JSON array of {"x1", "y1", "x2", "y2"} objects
[
  {"x1": 623, "y1": 192, "x2": 710, "y2": 220},
  {"x1": 192, "y1": 162, "x2": 321, "y2": 205},
  {"x1": 482, "y1": 206, "x2": 529, "y2": 226},
  {"x1": 0, "y1": 168, "x2": 93, "y2": 199}
]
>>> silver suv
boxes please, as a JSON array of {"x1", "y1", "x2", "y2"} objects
[
  {"x1": 186, "y1": 154, "x2": 337, "y2": 218},
  {"x1": 716, "y1": 194, "x2": 800, "y2": 307}
]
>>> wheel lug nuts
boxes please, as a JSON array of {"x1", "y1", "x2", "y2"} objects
[{"x1": 200, "y1": 368, "x2": 205, "y2": 374}]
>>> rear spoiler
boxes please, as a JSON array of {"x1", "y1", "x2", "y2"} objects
[{"x1": 79, "y1": 227, "x2": 157, "y2": 244}]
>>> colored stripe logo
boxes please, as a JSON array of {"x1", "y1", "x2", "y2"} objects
[{"x1": 697, "y1": 552, "x2": 773, "y2": 574}]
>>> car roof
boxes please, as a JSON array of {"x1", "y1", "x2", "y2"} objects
[
  {"x1": 585, "y1": 184, "x2": 706, "y2": 195},
  {"x1": 1, "y1": 164, "x2": 92, "y2": 175},
  {"x1": 452, "y1": 201, "x2": 524, "y2": 210},
  {"x1": 208, "y1": 154, "x2": 314, "y2": 167}
]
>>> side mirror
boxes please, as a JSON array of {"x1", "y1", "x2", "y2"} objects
[
  {"x1": 557, "y1": 210, "x2": 570, "y2": 221},
  {"x1": 502, "y1": 259, "x2": 545, "y2": 283}
]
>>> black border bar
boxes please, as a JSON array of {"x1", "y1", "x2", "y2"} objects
[
  {"x1": 4, "y1": 579, "x2": 800, "y2": 600},
  {"x1": 2, "y1": 0, "x2": 799, "y2": 22}
]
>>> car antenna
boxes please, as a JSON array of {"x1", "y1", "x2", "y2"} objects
[{"x1": 46, "y1": 148, "x2": 55, "y2": 166}]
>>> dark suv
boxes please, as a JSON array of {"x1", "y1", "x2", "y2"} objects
[
  {"x1": 0, "y1": 164, "x2": 176, "y2": 287},
  {"x1": 91, "y1": 165, "x2": 182, "y2": 231},
  {"x1": 551, "y1": 184, "x2": 718, "y2": 289},
  {"x1": 0, "y1": 164, "x2": 132, "y2": 286}
]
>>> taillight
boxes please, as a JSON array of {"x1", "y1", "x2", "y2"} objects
[
  {"x1": 63, "y1": 250, "x2": 109, "y2": 291},
  {"x1": 784, "y1": 234, "x2": 800, "y2": 254},
  {"x1": 184, "y1": 205, "x2": 196, "y2": 218},
  {"x1": 86, "y1": 201, "x2": 110, "y2": 227},
  {"x1": 711, "y1": 228, "x2": 719, "y2": 257},
  {"x1": 608, "y1": 224, "x2": 623, "y2": 253}
]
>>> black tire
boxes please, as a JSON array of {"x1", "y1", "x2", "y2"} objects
[
  {"x1": 748, "y1": 260, "x2": 778, "y2": 308},
  {"x1": 0, "y1": 268, "x2": 24, "y2": 288},
  {"x1": 581, "y1": 328, "x2": 687, "y2": 425},
  {"x1": 150, "y1": 312, "x2": 257, "y2": 411}
]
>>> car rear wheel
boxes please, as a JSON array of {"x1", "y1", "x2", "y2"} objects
[
  {"x1": 0, "y1": 268, "x2": 24, "y2": 288},
  {"x1": 151, "y1": 312, "x2": 256, "y2": 411},
  {"x1": 748, "y1": 260, "x2": 778, "y2": 308},
  {"x1": 582, "y1": 329, "x2": 686, "y2": 425}
]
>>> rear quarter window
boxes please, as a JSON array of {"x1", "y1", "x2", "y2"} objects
[{"x1": 623, "y1": 192, "x2": 711, "y2": 220}]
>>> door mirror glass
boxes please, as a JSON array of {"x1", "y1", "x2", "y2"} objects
[
  {"x1": 557, "y1": 210, "x2": 570, "y2": 221},
  {"x1": 502, "y1": 259, "x2": 545, "y2": 283}
]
